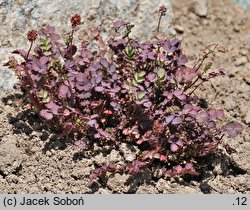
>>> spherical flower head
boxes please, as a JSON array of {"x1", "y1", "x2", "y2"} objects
[
  {"x1": 71, "y1": 14, "x2": 81, "y2": 27},
  {"x1": 159, "y1": 5, "x2": 167, "y2": 16},
  {"x1": 27, "y1": 30, "x2": 38, "y2": 42}
]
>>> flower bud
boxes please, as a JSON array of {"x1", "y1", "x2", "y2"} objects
[
  {"x1": 71, "y1": 14, "x2": 81, "y2": 27},
  {"x1": 27, "y1": 30, "x2": 38, "y2": 42}
]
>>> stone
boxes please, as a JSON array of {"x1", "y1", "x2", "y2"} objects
[
  {"x1": 235, "y1": 56, "x2": 248, "y2": 66},
  {"x1": 234, "y1": 0, "x2": 250, "y2": 9},
  {"x1": 245, "y1": 110, "x2": 250, "y2": 124},
  {"x1": 106, "y1": 173, "x2": 130, "y2": 193},
  {"x1": 240, "y1": 48, "x2": 249, "y2": 56},
  {"x1": 175, "y1": 25, "x2": 184, "y2": 33},
  {"x1": 191, "y1": 0, "x2": 208, "y2": 17},
  {"x1": 108, "y1": 150, "x2": 123, "y2": 162},
  {"x1": 119, "y1": 143, "x2": 139, "y2": 162},
  {"x1": 136, "y1": 185, "x2": 159, "y2": 194}
]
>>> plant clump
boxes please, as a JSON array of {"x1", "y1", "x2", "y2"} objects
[{"x1": 6, "y1": 6, "x2": 243, "y2": 186}]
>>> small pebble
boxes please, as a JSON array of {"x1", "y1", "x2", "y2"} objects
[
  {"x1": 235, "y1": 56, "x2": 248, "y2": 66},
  {"x1": 175, "y1": 25, "x2": 184, "y2": 33}
]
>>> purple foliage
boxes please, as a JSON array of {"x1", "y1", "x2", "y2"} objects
[{"x1": 6, "y1": 9, "x2": 243, "y2": 186}]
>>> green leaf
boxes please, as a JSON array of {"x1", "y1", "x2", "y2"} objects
[
  {"x1": 41, "y1": 44, "x2": 52, "y2": 51},
  {"x1": 137, "y1": 91, "x2": 145, "y2": 100},
  {"x1": 76, "y1": 118, "x2": 82, "y2": 126},
  {"x1": 157, "y1": 68, "x2": 166, "y2": 79},
  {"x1": 39, "y1": 37, "x2": 50, "y2": 46},
  {"x1": 135, "y1": 71, "x2": 146, "y2": 83},
  {"x1": 125, "y1": 47, "x2": 135, "y2": 59},
  {"x1": 39, "y1": 89, "x2": 48, "y2": 99},
  {"x1": 39, "y1": 89, "x2": 50, "y2": 102},
  {"x1": 124, "y1": 78, "x2": 132, "y2": 90},
  {"x1": 44, "y1": 51, "x2": 52, "y2": 56},
  {"x1": 204, "y1": 62, "x2": 213, "y2": 72}
]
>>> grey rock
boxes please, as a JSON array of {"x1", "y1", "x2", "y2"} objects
[
  {"x1": 234, "y1": 0, "x2": 250, "y2": 9},
  {"x1": 0, "y1": 0, "x2": 172, "y2": 93}
]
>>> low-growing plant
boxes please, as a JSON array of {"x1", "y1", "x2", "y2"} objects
[{"x1": 6, "y1": 6, "x2": 243, "y2": 186}]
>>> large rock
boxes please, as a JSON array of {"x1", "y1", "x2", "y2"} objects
[{"x1": 0, "y1": 0, "x2": 172, "y2": 93}]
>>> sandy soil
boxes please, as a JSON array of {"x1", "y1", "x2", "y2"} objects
[{"x1": 0, "y1": 0, "x2": 249, "y2": 193}]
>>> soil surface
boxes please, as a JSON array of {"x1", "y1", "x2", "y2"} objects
[{"x1": 0, "y1": 0, "x2": 249, "y2": 193}]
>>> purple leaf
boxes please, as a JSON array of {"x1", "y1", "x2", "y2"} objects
[
  {"x1": 147, "y1": 73, "x2": 157, "y2": 82},
  {"x1": 218, "y1": 67, "x2": 229, "y2": 75},
  {"x1": 82, "y1": 84, "x2": 92, "y2": 91},
  {"x1": 171, "y1": 143, "x2": 179, "y2": 152},
  {"x1": 12, "y1": 50, "x2": 28, "y2": 59},
  {"x1": 76, "y1": 73, "x2": 87, "y2": 82},
  {"x1": 224, "y1": 121, "x2": 243, "y2": 138},
  {"x1": 172, "y1": 117, "x2": 182, "y2": 125},
  {"x1": 40, "y1": 56, "x2": 49, "y2": 65},
  {"x1": 165, "y1": 115, "x2": 175, "y2": 124},
  {"x1": 59, "y1": 85, "x2": 71, "y2": 98},
  {"x1": 196, "y1": 111, "x2": 209, "y2": 124},
  {"x1": 62, "y1": 108, "x2": 70, "y2": 116},
  {"x1": 45, "y1": 101, "x2": 60, "y2": 114},
  {"x1": 174, "y1": 165, "x2": 183, "y2": 174},
  {"x1": 77, "y1": 92, "x2": 91, "y2": 99},
  {"x1": 185, "y1": 163, "x2": 193, "y2": 170},
  {"x1": 143, "y1": 101, "x2": 152, "y2": 108},
  {"x1": 40, "y1": 109, "x2": 53, "y2": 120},
  {"x1": 207, "y1": 121, "x2": 215, "y2": 128},
  {"x1": 96, "y1": 75, "x2": 102, "y2": 84},
  {"x1": 163, "y1": 91, "x2": 173, "y2": 100},
  {"x1": 113, "y1": 20, "x2": 127, "y2": 28},
  {"x1": 87, "y1": 119, "x2": 97, "y2": 127},
  {"x1": 216, "y1": 109, "x2": 225, "y2": 119},
  {"x1": 95, "y1": 86, "x2": 104, "y2": 92},
  {"x1": 65, "y1": 45, "x2": 77, "y2": 59},
  {"x1": 173, "y1": 89, "x2": 186, "y2": 100},
  {"x1": 100, "y1": 58, "x2": 109, "y2": 68},
  {"x1": 177, "y1": 54, "x2": 188, "y2": 66},
  {"x1": 73, "y1": 140, "x2": 87, "y2": 150}
]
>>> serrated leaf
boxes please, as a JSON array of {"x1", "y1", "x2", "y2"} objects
[
  {"x1": 59, "y1": 85, "x2": 71, "y2": 98},
  {"x1": 170, "y1": 143, "x2": 179, "y2": 152}
]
